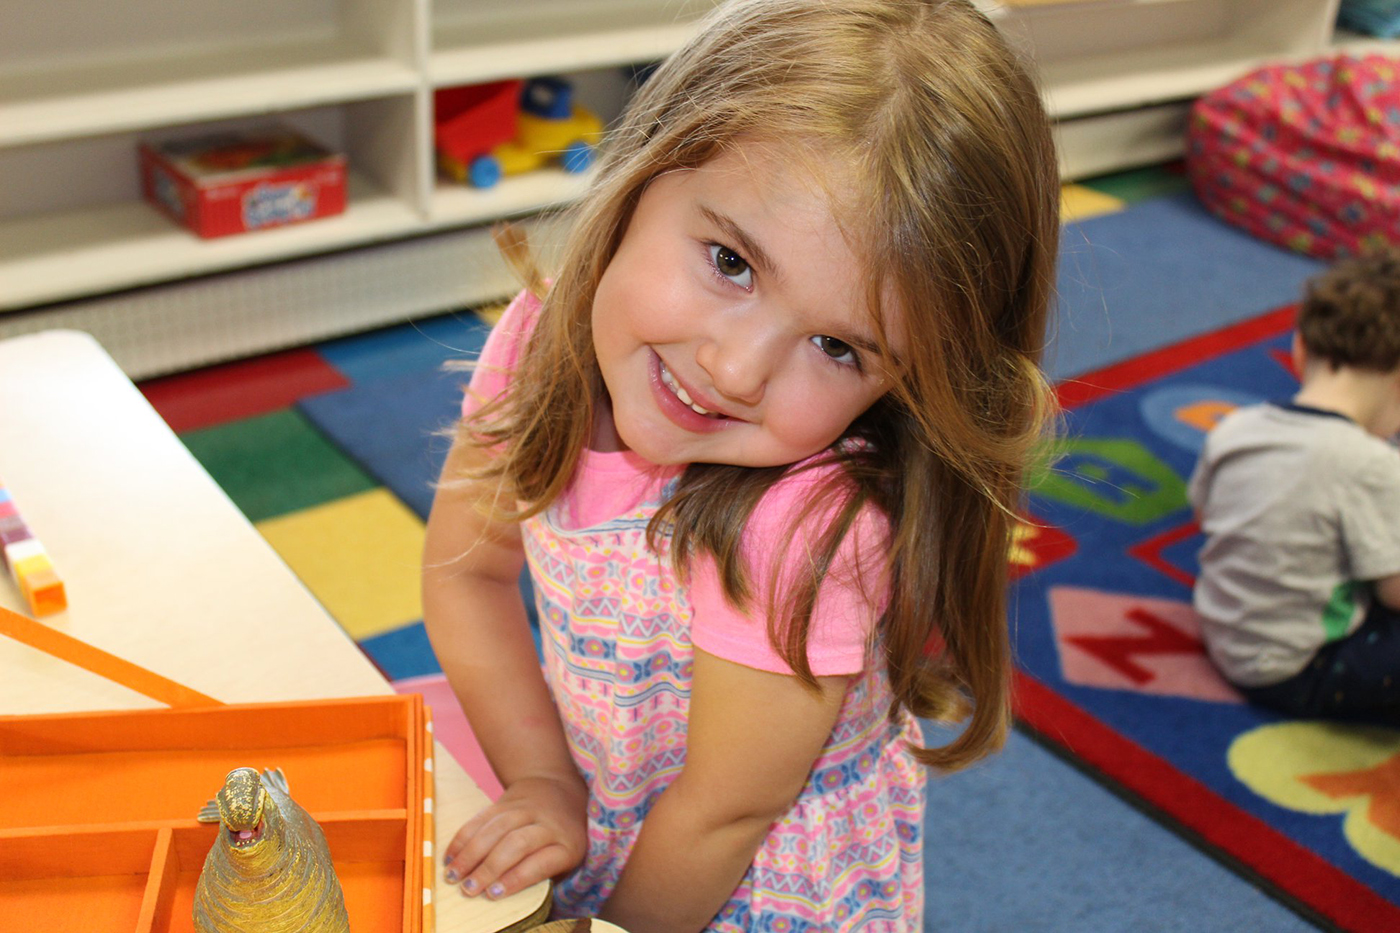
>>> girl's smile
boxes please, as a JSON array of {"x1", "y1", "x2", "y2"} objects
[
  {"x1": 652, "y1": 353, "x2": 733, "y2": 429},
  {"x1": 590, "y1": 143, "x2": 901, "y2": 467}
]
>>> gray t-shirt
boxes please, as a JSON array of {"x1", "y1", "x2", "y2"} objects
[{"x1": 1188, "y1": 402, "x2": 1400, "y2": 686}]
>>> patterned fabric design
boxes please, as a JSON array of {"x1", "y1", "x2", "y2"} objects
[
  {"x1": 1188, "y1": 54, "x2": 1400, "y2": 259},
  {"x1": 523, "y1": 482, "x2": 926, "y2": 930}
]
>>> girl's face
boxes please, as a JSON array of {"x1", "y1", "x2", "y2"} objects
[{"x1": 590, "y1": 144, "x2": 899, "y2": 467}]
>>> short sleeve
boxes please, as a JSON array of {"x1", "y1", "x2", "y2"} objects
[
  {"x1": 1337, "y1": 443, "x2": 1400, "y2": 581},
  {"x1": 461, "y1": 289, "x2": 542, "y2": 420},
  {"x1": 689, "y1": 466, "x2": 890, "y2": 677}
]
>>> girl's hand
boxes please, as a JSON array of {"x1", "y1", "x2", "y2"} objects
[{"x1": 442, "y1": 773, "x2": 589, "y2": 900}]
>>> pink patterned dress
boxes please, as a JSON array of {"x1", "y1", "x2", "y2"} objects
[{"x1": 468, "y1": 292, "x2": 926, "y2": 930}]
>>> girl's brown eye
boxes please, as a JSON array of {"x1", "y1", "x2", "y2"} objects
[
  {"x1": 710, "y1": 244, "x2": 750, "y2": 281},
  {"x1": 811, "y1": 335, "x2": 860, "y2": 369}
]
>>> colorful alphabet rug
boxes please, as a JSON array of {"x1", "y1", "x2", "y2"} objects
[{"x1": 1010, "y1": 305, "x2": 1400, "y2": 931}]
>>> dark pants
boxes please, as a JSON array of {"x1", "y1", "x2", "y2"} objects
[{"x1": 1240, "y1": 599, "x2": 1400, "y2": 724}]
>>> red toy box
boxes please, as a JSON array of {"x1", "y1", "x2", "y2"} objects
[{"x1": 139, "y1": 127, "x2": 347, "y2": 239}]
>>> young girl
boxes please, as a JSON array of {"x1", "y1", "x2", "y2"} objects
[{"x1": 422, "y1": 1, "x2": 1059, "y2": 930}]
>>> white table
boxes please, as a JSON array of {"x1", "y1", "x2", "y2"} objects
[{"x1": 0, "y1": 329, "x2": 549, "y2": 931}]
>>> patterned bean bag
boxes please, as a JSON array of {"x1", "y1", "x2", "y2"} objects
[{"x1": 1187, "y1": 54, "x2": 1400, "y2": 259}]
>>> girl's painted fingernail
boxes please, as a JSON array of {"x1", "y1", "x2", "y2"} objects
[
  {"x1": 462, "y1": 878, "x2": 479, "y2": 894},
  {"x1": 444, "y1": 869, "x2": 459, "y2": 884},
  {"x1": 487, "y1": 883, "x2": 505, "y2": 899}
]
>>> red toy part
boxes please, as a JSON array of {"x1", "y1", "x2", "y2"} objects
[{"x1": 434, "y1": 79, "x2": 524, "y2": 165}]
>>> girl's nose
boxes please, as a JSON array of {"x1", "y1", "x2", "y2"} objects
[{"x1": 695, "y1": 329, "x2": 779, "y2": 407}]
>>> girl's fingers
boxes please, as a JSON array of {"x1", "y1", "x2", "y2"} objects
[
  {"x1": 459, "y1": 824, "x2": 555, "y2": 899},
  {"x1": 442, "y1": 807, "x2": 529, "y2": 884},
  {"x1": 442, "y1": 811, "x2": 488, "y2": 865},
  {"x1": 481, "y1": 844, "x2": 571, "y2": 900}
]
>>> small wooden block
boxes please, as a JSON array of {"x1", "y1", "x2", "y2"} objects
[{"x1": 20, "y1": 565, "x2": 67, "y2": 616}]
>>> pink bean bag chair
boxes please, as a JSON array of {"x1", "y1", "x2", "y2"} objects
[{"x1": 1187, "y1": 54, "x2": 1400, "y2": 259}]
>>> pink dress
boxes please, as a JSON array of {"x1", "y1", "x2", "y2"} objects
[{"x1": 465, "y1": 292, "x2": 926, "y2": 930}]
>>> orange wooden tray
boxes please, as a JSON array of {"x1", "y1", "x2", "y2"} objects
[{"x1": 0, "y1": 671, "x2": 431, "y2": 932}]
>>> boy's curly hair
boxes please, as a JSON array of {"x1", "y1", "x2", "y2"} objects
[{"x1": 1299, "y1": 248, "x2": 1400, "y2": 372}]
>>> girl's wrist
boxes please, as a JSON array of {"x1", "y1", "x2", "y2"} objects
[{"x1": 508, "y1": 769, "x2": 587, "y2": 799}]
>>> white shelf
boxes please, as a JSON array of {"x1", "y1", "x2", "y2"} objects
[
  {"x1": 0, "y1": 37, "x2": 419, "y2": 149},
  {"x1": 1041, "y1": 35, "x2": 1304, "y2": 118},
  {"x1": 431, "y1": 0, "x2": 714, "y2": 86},
  {"x1": 0, "y1": 173, "x2": 421, "y2": 310},
  {"x1": 997, "y1": 0, "x2": 1340, "y2": 117},
  {"x1": 1333, "y1": 28, "x2": 1400, "y2": 57},
  {"x1": 430, "y1": 168, "x2": 596, "y2": 228},
  {"x1": 1056, "y1": 101, "x2": 1192, "y2": 179}
]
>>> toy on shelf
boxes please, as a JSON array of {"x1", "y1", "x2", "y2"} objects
[
  {"x1": 435, "y1": 77, "x2": 604, "y2": 187},
  {"x1": 434, "y1": 79, "x2": 524, "y2": 188},
  {"x1": 194, "y1": 766, "x2": 350, "y2": 933},
  {"x1": 140, "y1": 126, "x2": 347, "y2": 238},
  {"x1": 0, "y1": 479, "x2": 66, "y2": 617}
]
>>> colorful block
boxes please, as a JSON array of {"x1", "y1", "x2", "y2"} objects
[
  {"x1": 19, "y1": 566, "x2": 65, "y2": 616},
  {"x1": 1, "y1": 524, "x2": 32, "y2": 548},
  {"x1": 11, "y1": 551, "x2": 51, "y2": 581},
  {"x1": 3, "y1": 536, "x2": 44, "y2": 573},
  {"x1": 0, "y1": 480, "x2": 67, "y2": 616}
]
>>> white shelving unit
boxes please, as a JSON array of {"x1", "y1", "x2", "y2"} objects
[
  {"x1": 983, "y1": 0, "x2": 1349, "y2": 182},
  {"x1": 0, "y1": 0, "x2": 1382, "y2": 377}
]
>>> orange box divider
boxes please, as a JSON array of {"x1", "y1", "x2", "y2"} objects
[{"x1": 135, "y1": 829, "x2": 179, "y2": 933}]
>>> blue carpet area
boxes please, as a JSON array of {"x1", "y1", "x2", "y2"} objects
[
  {"x1": 302, "y1": 311, "x2": 492, "y2": 518},
  {"x1": 1049, "y1": 193, "x2": 1324, "y2": 379},
  {"x1": 300, "y1": 363, "x2": 465, "y2": 519},
  {"x1": 317, "y1": 311, "x2": 494, "y2": 385},
  {"x1": 921, "y1": 721, "x2": 1320, "y2": 932}
]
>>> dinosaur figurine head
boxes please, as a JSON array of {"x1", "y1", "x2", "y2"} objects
[{"x1": 215, "y1": 768, "x2": 274, "y2": 854}]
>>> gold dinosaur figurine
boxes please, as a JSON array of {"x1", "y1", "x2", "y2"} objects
[{"x1": 193, "y1": 767, "x2": 350, "y2": 933}]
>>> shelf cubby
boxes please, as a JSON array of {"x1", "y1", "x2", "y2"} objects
[
  {"x1": 430, "y1": 0, "x2": 717, "y2": 86},
  {"x1": 0, "y1": 0, "x2": 423, "y2": 149},
  {"x1": 0, "y1": 98, "x2": 425, "y2": 310}
]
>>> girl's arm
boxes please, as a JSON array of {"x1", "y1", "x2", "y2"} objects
[
  {"x1": 599, "y1": 646, "x2": 849, "y2": 933},
  {"x1": 423, "y1": 435, "x2": 588, "y2": 898}
]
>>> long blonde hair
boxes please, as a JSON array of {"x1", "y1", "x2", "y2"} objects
[{"x1": 463, "y1": 0, "x2": 1060, "y2": 771}]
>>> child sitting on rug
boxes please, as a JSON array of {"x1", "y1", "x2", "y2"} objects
[{"x1": 1190, "y1": 249, "x2": 1400, "y2": 720}]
